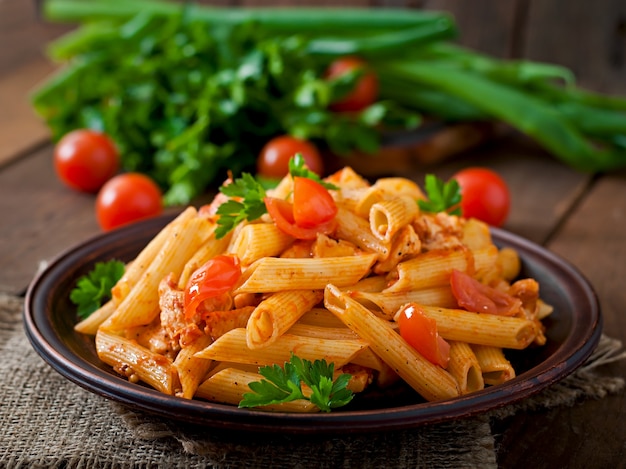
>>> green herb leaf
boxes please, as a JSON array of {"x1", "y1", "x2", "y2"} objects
[
  {"x1": 239, "y1": 353, "x2": 354, "y2": 412},
  {"x1": 69, "y1": 260, "x2": 125, "y2": 319},
  {"x1": 418, "y1": 174, "x2": 462, "y2": 215},
  {"x1": 288, "y1": 153, "x2": 338, "y2": 190},
  {"x1": 215, "y1": 172, "x2": 268, "y2": 239}
]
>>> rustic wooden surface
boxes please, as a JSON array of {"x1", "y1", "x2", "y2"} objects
[{"x1": 1, "y1": 1, "x2": 625, "y2": 467}]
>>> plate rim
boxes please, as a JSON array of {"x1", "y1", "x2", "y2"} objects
[{"x1": 23, "y1": 214, "x2": 603, "y2": 434}]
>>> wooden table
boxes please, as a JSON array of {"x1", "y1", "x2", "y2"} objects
[{"x1": 1, "y1": 1, "x2": 625, "y2": 467}]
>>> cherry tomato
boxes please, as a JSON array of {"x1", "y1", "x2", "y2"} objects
[
  {"x1": 257, "y1": 136, "x2": 323, "y2": 179},
  {"x1": 96, "y1": 173, "x2": 163, "y2": 231},
  {"x1": 397, "y1": 303, "x2": 450, "y2": 368},
  {"x1": 54, "y1": 129, "x2": 120, "y2": 193},
  {"x1": 325, "y1": 56, "x2": 378, "y2": 113},
  {"x1": 265, "y1": 197, "x2": 337, "y2": 240},
  {"x1": 452, "y1": 167, "x2": 510, "y2": 227},
  {"x1": 184, "y1": 255, "x2": 241, "y2": 319},
  {"x1": 450, "y1": 269, "x2": 521, "y2": 316},
  {"x1": 292, "y1": 177, "x2": 338, "y2": 228}
]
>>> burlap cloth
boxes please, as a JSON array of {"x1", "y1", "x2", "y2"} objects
[{"x1": 1, "y1": 292, "x2": 624, "y2": 468}]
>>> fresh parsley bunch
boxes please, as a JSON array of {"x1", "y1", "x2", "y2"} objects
[{"x1": 239, "y1": 353, "x2": 354, "y2": 412}]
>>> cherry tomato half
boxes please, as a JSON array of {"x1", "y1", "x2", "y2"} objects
[
  {"x1": 453, "y1": 167, "x2": 511, "y2": 227},
  {"x1": 265, "y1": 176, "x2": 338, "y2": 240},
  {"x1": 292, "y1": 177, "x2": 338, "y2": 228},
  {"x1": 54, "y1": 129, "x2": 119, "y2": 193},
  {"x1": 257, "y1": 136, "x2": 323, "y2": 179},
  {"x1": 397, "y1": 303, "x2": 450, "y2": 368},
  {"x1": 325, "y1": 56, "x2": 378, "y2": 113},
  {"x1": 450, "y1": 269, "x2": 521, "y2": 316},
  {"x1": 184, "y1": 255, "x2": 241, "y2": 320},
  {"x1": 96, "y1": 173, "x2": 163, "y2": 231}
]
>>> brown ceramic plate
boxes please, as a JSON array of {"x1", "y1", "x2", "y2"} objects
[{"x1": 24, "y1": 213, "x2": 602, "y2": 434}]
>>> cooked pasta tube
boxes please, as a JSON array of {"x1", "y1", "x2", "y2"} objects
[
  {"x1": 297, "y1": 308, "x2": 347, "y2": 328},
  {"x1": 369, "y1": 195, "x2": 419, "y2": 243},
  {"x1": 95, "y1": 329, "x2": 177, "y2": 395},
  {"x1": 234, "y1": 254, "x2": 377, "y2": 294},
  {"x1": 112, "y1": 206, "x2": 197, "y2": 303},
  {"x1": 338, "y1": 186, "x2": 386, "y2": 218},
  {"x1": 195, "y1": 328, "x2": 367, "y2": 368},
  {"x1": 324, "y1": 284, "x2": 460, "y2": 402},
  {"x1": 372, "y1": 177, "x2": 425, "y2": 200},
  {"x1": 384, "y1": 245, "x2": 498, "y2": 292},
  {"x1": 101, "y1": 217, "x2": 213, "y2": 331},
  {"x1": 173, "y1": 334, "x2": 214, "y2": 399},
  {"x1": 471, "y1": 344, "x2": 516, "y2": 385},
  {"x1": 447, "y1": 341, "x2": 484, "y2": 394},
  {"x1": 230, "y1": 223, "x2": 293, "y2": 266},
  {"x1": 246, "y1": 289, "x2": 323, "y2": 349},
  {"x1": 287, "y1": 323, "x2": 359, "y2": 341},
  {"x1": 334, "y1": 207, "x2": 390, "y2": 259},
  {"x1": 405, "y1": 305, "x2": 537, "y2": 350},
  {"x1": 196, "y1": 368, "x2": 319, "y2": 412},
  {"x1": 74, "y1": 299, "x2": 116, "y2": 335},
  {"x1": 350, "y1": 286, "x2": 457, "y2": 320}
]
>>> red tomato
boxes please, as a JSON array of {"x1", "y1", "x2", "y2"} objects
[
  {"x1": 325, "y1": 56, "x2": 378, "y2": 113},
  {"x1": 96, "y1": 173, "x2": 163, "y2": 231},
  {"x1": 54, "y1": 129, "x2": 119, "y2": 193},
  {"x1": 184, "y1": 255, "x2": 241, "y2": 319},
  {"x1": 265, "y1": 197, "x2": 337, "y2": 240},
  {"x1": 292, "y1": 177, "x2": 338, "y2": 228},
  {"x1": 450, "y1": 269, "x2": 521, "y2": 316},
  {"x1": 257, "y1": 136, "x2": 323, "y2": 179},
  {"x1": 453, "y1": 167, "x2": 510, "y2": 227},
  {"x1": 397, "y1": 303, "x2": 450, "y2": 368}
]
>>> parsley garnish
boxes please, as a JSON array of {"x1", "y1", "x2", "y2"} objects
[
  {"x1": 215, "y1": 172, "x2": 268, "y2": 239},
  {"x1": 289, "y1": 153, "x2": 339, "y2": 190},
  {"x1": 70, "y1": 260, "x2": 125, "y2": 319},
  {"x1": 239, "y1": 353, "x2": 354, "y2": 412},
  {"x1": 418, "y1": 174, "x2": 462, "y2": 215},
  {"x1": 215, "y1": 154, "x2": 338, "y2": 239}
]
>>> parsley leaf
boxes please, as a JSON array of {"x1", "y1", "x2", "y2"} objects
[
  {"x1": 239, "y1": 353, "x2": 354, "y2": 412},
  {"x1": 69, "y1": 260, "x2": 125, "y2": 319},
  {"x1": 418, "y1": 174, "x2": 462, "y2": 215},
  {"x1": 215, "y1": 172, "x2": 268, "y2": 239},
  {"x1": 289, "y1": 153, "x2": 338, "y2": 190}
]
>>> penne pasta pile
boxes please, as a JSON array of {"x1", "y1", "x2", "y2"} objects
[{"x1": 76, "y1": 166, "x2": 552, "y2": 411}]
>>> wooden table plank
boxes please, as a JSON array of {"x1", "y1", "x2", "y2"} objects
[
  {"x1": 0, "y1": 57, "x2": 58, "y2": 167},
  {"x1": 0, "y1": 145, "x2": 100, "y2": 295}
]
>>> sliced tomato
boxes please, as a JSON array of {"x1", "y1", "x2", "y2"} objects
[
  {"x1": 450, "y1": 269, "x2": 521, "y2": 316},
  {"x1": 292, "y1": 177, "x2": 338, "y2": 228},
  {"x1": 184, "y1": 255, "x2": 241, "y2": 319},
  {"x1": 265, "y1": 197, "x2": 336, "y2": 240},
  {"x1": 397, "y1": 303, "x2": 450, "y2": 368}
]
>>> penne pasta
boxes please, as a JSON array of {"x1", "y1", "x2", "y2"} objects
[
  {"x1": 101, "y1": 216, "x2": 213, "y2": 331},
  {"x1": 246, "y1": 289, "x2": 323, "y2": 349},
  {"x1": 234, "y1": 255, "x2": 377, "y2": 294},
  {"x1": 324, "y1": 284, "x2": 460, "y2": 402},
  {"x1": 173, "y1": 334, "x2": 214, "y2": 399},
  {"x1": 399, "y1": 305, "x2": 537, "y2": 350},
  {"x1": 95, "y1": 329, "x2": 177, "y2": 395},
  {"x1": 384, "y1": 245, "x2": 498, "y2": 292},
  {"x1": 230, "y1": 222, "x2": 294, "y2": 266},
  {"x1": 195, "y1": 328, "x2": 368, "y2": 369},
  {"x1": 471, "y1": 344, "x2": 516, "y2": 385},
  {"x1": 447, "y1": 341, "x2": 484, "y2": 394}
]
